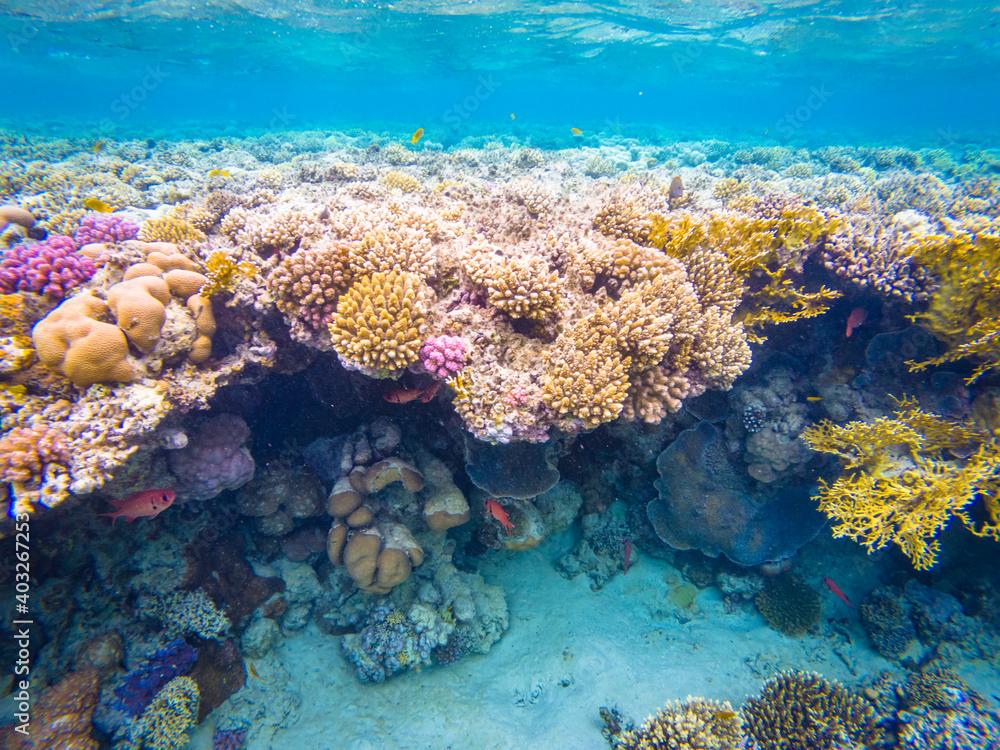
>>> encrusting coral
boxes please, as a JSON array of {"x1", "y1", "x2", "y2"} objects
[{"x1": 801, "y1": 397, "x2": 999, "y2": 569}]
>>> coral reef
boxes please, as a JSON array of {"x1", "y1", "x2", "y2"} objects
[
  {"x1": 741, "y1": 671, "x2": 882, "y2": 749},
  {"x1": 753, "y1": 574, "x2": 821, "y2": 637},
  {"x1": 168, "y1": 414, "x2": 255, "y2": 501},
  {"x1": 614, "y1": 697, "x2": 743, "y2": 750},
  {"x1": 649, "y1": 422, "x2": 824, "y2": 567},
  {"x1": 74, "y1": 214, "x2": 139, "y2": 246},
  {"x1": 125, "y1": 675, "x2": 200, "y2": 750},
  {"x1": 0, "y1": 235, "x2": 95, "y2": 298},
  {"x1": 235, "y1": 466, "x2": 325, "y2": 536},
  {"x1": 801, "y1": 397, "x2": 998, "y2": 568}
]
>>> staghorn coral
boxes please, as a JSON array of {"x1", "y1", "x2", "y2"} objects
[
  {"x1": 329, "y1": 269, "x2": 433, "y2": 375},
  {"x1": 801, "y1": 398, "x2": 998, "y2": 569},
  {"x1": 741, "y1": 671, "x2": 882, "y2": 750},
  {"x1": 615, "y1": 697, "x2": 743, "y2": 750}
]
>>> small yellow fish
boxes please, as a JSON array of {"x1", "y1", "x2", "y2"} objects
[
  {"x1": 247, "y1": 661, "x2": 262, "y2": 680},
  {"x1": 713, "y1": 710, "x2": 738, "y2": 721},
  {"x1": 570, "y1": 127, "x2": 583, "y2": 136},
  {"x1": 509, "y1": 112, "x2": 516, "y2": 121},
  {"x1": 82, "y1": 198, "x2": 114, "y2": 213},
  {"x1": 410, "y1": 127, "x2": 424, "y2": 145},
  {"x1": 806, "y1": 396, "x2": 822, "y2": 402},
  {"x1": 91, "y1": 140, "x2": 105, "y2": 154},
  {"x1": 207, "y1": 169, "x2": 231, "y2": 178}
]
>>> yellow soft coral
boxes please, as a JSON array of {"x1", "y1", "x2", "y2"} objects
[
  {"x1": 802, "y1": 398, "x2": 997, "y2": 569},
  {"x1": 329, "y1": 270, "x2": 433, "y2": 374},
  {"x1": 906, "y1": 229, "x2": 1000, "y2": 382}
]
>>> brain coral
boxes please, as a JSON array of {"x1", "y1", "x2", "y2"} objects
[
  {"x1": 32, "y1": 291, "x2": 135, "y2": 386},
  {"x1": 648, "y1": 421, "x2": 825, "y2": 567},
  {"x1": 754, "y1": 573, "x2": 822, "y2": 636},
  {"x1": 328, "y1": 269, "x2": 433, "y2": 374}
]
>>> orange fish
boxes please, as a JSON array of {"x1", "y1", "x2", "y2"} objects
[
  {"x1": 383, "y1": 382, "x2": 440, "y2": 405},
  {"x1": 99, "y1": 488, "x2": 175, "y2": 524},
  {"x1": 845, "y1": 307, "x2": 868, "y2": 338},
  {"x1": 485, "y1": 498, "x2": 514, "y2": 534},
  {"x1": 411, "y1": 127, "x2": 424, "y2": 145}
]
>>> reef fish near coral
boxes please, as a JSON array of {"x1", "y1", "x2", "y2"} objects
[
  {"x1": 485, "y1": 499, "x2": 514, "y2": 533},
  {"x1": 100, "y1": 488, "x2": 176, "y2": 524}
]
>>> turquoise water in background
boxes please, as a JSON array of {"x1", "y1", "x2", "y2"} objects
[{"x1": 2, "y1": 1, "x2": 999, "y2": 143}]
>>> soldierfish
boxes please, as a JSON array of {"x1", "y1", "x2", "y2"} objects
[
  {"x1": 823, "y1": 576, "x2": 853, "y2": 608},
  {"x1": 485, "y1": 499, "x2": 514, "y2": 534},
  {"x1": 99, "y1": 489, "x2": 176, "y2": 524},
  {"x1": 845, "y1": 307, "x2": 868, "y2": 337},
  {"x1": 383, "y1": 382, "x2": 441, "y2": 405}
]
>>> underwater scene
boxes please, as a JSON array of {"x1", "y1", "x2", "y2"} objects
[{"x1": 1, "y1": 2, "x2": 1000, "y2": 749}]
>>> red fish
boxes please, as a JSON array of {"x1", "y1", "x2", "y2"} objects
[
  {"x1": 484, "y1": 499, "x2": 514, "y2": 534},
  {"x1": 383, "y1": 382, "x2": 440, "y2": 405},
  {"x1": 823, "y1": 576, "x2": 853, "y2": 608},
  {"x1": 845, "y1": 307, "x2": 868, "y2": 338},
  {"x1": 100, "y1": 488, "x2": 176, "y2": 525},
  {"x1": 623, "y1": 539, "x2": 633, "y2": 574}
]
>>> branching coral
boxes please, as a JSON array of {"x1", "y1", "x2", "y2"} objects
[
  {"x1": 471, "y1": 254, "x2": 561, "y2": 321},
  {"x1": 328, "y1": 270, "x2": 433, "y2": 374},
  {"x1": 267, "y1": 240, "x2": 353, "y2": 332},
  {"x1": 138, "y1": 216, "x2": 206, "y2": 244},
  {"x1": 802, "y1": 398, "x2": 998, "y2": 569},
  {"x1": 616, "y1": 697, "x2": 743, "y2": 750},
  {"x1": 905, "y1": 228, "x2": 1000, "y2": 382},
  {"x1": 201, "y1": 250, "x2": 258, "y2": 298},
  {"x1": 127, "y1": 675, "x2": 200, "y2": 750},
  {"x1": 741, "y1": 671, "x2": 882, "y2": 750}
]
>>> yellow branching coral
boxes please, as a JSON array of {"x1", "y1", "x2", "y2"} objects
[
  {"x1": 616, "y1": 697, "x2": 743, "y2": 750},
  {"x1": 137, "y1": 216, "x2": 206, "y2": 244},
  {"x1": 130, "y1": 675, "x2": 200, "y2": 750},
  {"x1": 802, "y1": 398, "x2": 997, "y2": 569},
  {"x1": 542, "y1": 327, "x2": 631, "y2": 429},
  {"x1": 621, "y1": 366, "x2": 694, "y2": 423},
  {"x1": 906, "y1": 229, "x2": 1000, "y2": 382},
  {"x1": 329, "y1": 270, "x2": 433, "y2": 374},
  {"x1": 201, "y1": 250, "x2": 258, "y2": 298},
  {"x1": 477, "y1": 256, "x2": 561, "y2": 321},
  {"x1": 382, "y1": 170, "x2": 422, "y2": 193}
]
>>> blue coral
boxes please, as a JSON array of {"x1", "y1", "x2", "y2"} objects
[{"x1": 113, "y1": 639, "x2": 199, "y2": 717}]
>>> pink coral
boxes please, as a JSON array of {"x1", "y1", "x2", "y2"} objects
[
  {"x1": 168, "y1": 414, "x2": 255, "y2": 502},
  {"x1": 418, "y1": 335, "x2": 467, "y2": 379},
  {"x1": 73, "y1": 214, "x2": 139, "y2": 246},
  {"x1": 0, "y1": 236, "x2": 95, "y2": 299}
]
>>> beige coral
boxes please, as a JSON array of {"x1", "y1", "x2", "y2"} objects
[
  {"x1": 32, "y1": 292, "x2": 135, "y2": 386},
  {"x1": 137, "y1": 216, "x2": 206, "y2": 244},
  {"x1": 329, "y1": 270, "x2": 433, "y2": 373},
  {"x1": 267, "y1": 239, "x2": 353, "y2": 328},
  {"x1": 471, "y1": 255, "x2": 561, "y2": 321},
  {"x1": 541, "y1": 329, "x2": 631, "y2": 429}
]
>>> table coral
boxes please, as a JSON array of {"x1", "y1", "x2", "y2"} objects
[{"x1": 0, "y1": 235, "x2": 95, "y2": 298}]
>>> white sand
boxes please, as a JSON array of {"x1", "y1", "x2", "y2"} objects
[{"x1": 227, "y1": 529, "x2": 904, "y2": 750}]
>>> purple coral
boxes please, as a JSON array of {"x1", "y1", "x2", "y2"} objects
[
  {"x1": 0, "y1": 236, "x2": 95, "y2": 298},
  {"x1": 113, "y1": 639, "x2": 198, "y2": 717},
  {"x1": 74, "y1": 214, "x2": 139, "y2": 246},
  {"x1": 168, "y1": 414, "x2": 256, "y2": 502},
  {"x1": 213, "y1": 727, "x2": 248, "y2": 750},
  {"x1": 418, "y1": 335, "x2": 467, "y2": 379}
]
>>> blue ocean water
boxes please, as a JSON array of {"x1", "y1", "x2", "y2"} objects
[
  {"x1": 2, "y1": 1, "x2": 999, "y2": 143},
  {"x1": 3, "y1": 4, "x2": 1000, "y2": 750}
]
